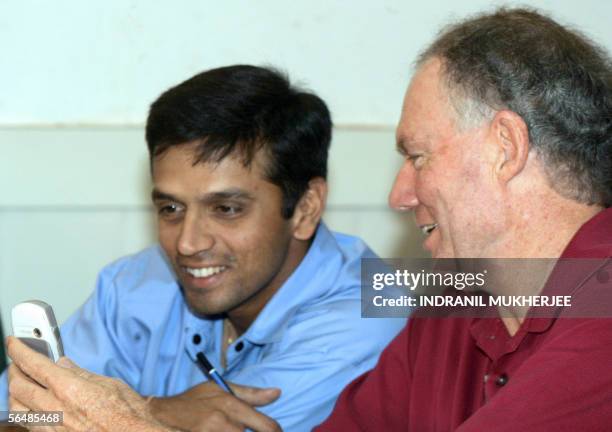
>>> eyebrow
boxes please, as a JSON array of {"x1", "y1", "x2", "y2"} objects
[{"x1": 151, "y1": 188, "x2": 255, "y2": 204}]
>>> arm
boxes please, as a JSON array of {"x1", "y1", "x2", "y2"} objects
[
  {"x1": 7, "y1": 338, "x2": 279, "y2": 432},
  {"x1": 315, "y1": 324, "x2": 413, "y2": 431},
  {"x1": 149, "y1": 382, "x2": 281, "y2": 432}
]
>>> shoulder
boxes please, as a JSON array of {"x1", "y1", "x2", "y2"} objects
[
  {"x1": 98, "y1": 245, "x2": 173, "y2": 282},
  {"x1": 283, "y1": 298, "x2": 406, "y2": 364},
  {"x1": 61, "y1": 246, "x2": 184, "y2": 358},
  {"x1": 96, "y1": 245, "x2": 177, "y2": 300},
  {"x1": 329, "y1": 228, "x2": 377, "y2": 264},
  {"x1": 282, "y1": 226, "x2": 403, "y2": 357},
  {"x1": 310, "y1": 225, "x2": 376, "y2": 296},
  {"x1": 84, "y1": 245, "x2": 182, "y2": 327}
]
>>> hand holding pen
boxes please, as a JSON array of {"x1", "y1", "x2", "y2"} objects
[
  {"x1": 196, "y1": 351, "x2": 235, "y2": 395},
  {"x1": 148, "y1": 355, "x2": 283, "y2": 432}
]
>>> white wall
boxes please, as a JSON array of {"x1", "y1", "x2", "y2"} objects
[
  {"x1": 1, "y1": 0, "x2": 611, "y2": 330},
  {"x1": 2, "y1": 0, "x2": 610, "y2": 126}
]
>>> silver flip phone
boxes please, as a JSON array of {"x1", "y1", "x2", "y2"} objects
[{"x1": 11, "y1": 300, "x2": 64, "y2": 362}]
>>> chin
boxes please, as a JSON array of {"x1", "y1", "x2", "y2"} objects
[
  {"x1": 183, "y1": 292, "x2": 224, "y2": 317},
  {"x1": 431, "y1": 248, "x2": 456, "y2": 259},
  {"x1": 187, "y1": 301, "x2": 225, "y2": 318}
]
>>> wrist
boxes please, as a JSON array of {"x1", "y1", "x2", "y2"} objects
[
  {"x1": 147, "y1": 396, "x2": 164, "y2": 421},
  {"x1": 147, "y1": 396, "x2": 175, "y2": 426}
]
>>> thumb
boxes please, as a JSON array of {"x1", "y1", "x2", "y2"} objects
[{"x1": 230, "y1": 383, "x2": 281, "y2": 406}]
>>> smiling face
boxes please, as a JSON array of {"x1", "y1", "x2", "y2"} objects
[
  {"x1": 389, "y1": 58, "x2": 503, "y2": 258},
  {"x1": 152, "y1": 142, "x2": 308, "y2": 323}
]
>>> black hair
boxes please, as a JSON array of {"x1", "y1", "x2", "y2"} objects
[
  {"x1": 146, "y1": 65, "x2": 332, "y2": 217},
  {"x1": 419, "y1": 8, "x2": 612, "y2": 206}
]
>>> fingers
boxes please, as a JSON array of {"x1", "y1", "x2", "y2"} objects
[
  {"x1": 57, "y1": 357, "x2": 77, "y2": 369},
  {"x1": 221, "y1": 397, "x2": 282, "y2": 432},
  {"x1": 207, "y1": 382, "x2": 281, "y2": 431},
  {"x1": 8, "y1": 362, "x2": 43, "y2": 408},
  {"x1": 7, "y1": 337, "x2": 88, "y2": 399},
  {"x1": 231, "y1": 383, "x2": 281, "y2": 407},
  {"x1": 57, "y1": 357, "x2": 93, "y2": 382},
  {"x1": 192, "y1": 410, "x2": 244, "y2": 432},
  {"x1": 6, "y1": 337, "x2": 70, "y2": 390},
  {"x1": 8, "y1": 394, "x2": 29, "y2": 412},
  {"x1": 8, "y1": 364, "x2": 66, "y2": 431},
  {"x1": 8, "y1": 363, "x2": 39, "y2": 387},
  {"x1": 9, "y1": 365, "x2": 62, "y2": 413}
]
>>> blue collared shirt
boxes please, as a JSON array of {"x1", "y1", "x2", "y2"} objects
[{"x1": 0, "y1": 223, "x2": 405, "y2": 430}]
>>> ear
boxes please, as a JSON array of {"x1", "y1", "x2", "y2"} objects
[
  {"x1": 490, "y1": 110, "x2": 530, "y2": 184},
  {"x1": 291, "y1": 177, "x2": 328, "y2": 241}
]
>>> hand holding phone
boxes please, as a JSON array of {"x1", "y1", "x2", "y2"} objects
[{"x1": 11, "y1": 300, "x2": 64, "y2": 362}]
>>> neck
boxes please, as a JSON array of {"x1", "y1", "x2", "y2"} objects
[
  {"x1": 227, "y1": 238, "x2": 311, "y2": 335},
  {"x1": 492, "y1": 191, "x2": 602, "y2": 259},
  {"x1": 492, "y1": 195, "x2": 602, "y2": 335}
]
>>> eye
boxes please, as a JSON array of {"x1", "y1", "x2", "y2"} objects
[
  {"x1": 215, "y1": 204, "x2": 242, "y2": 217},
  {"x1": 157, "y1": 203, "x2": 184, "y2": 220},
  {"x1": 407, "y1": 154, "x2": 426, "y2": 170},
  {"x1": 159, "y1": 204, "x2": 178, "y2": 214}
]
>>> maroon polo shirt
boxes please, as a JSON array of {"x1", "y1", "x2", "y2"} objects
[{"x1": 316, "y1": 209, "x2": 612, "y2": 431}]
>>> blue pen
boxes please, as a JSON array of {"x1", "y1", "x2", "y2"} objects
[{"x1": 196, "y1": 351, "x2": 235, "y2": 395}]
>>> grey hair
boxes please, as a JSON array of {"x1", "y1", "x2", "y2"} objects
[{"x1": 417, "y1": 7, "x2": 612, "y2": 206}]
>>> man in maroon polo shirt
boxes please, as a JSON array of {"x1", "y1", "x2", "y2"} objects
[{"x1": 317, "y1": 8, "x2": 612, "y2": 432}]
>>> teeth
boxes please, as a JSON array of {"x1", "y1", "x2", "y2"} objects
[
  {"x1": 420, "y1": 224, "x2": 438, "y2": 236},
  {"x1": 185, "y1": 266, "x2": 226, "y2": 278}
]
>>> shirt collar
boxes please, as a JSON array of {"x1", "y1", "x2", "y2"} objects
[
  {"x1": 526, "y1": 208, "x2": 612, "y2": 331},
  {"x1": 243, "y1": 222, "x2": 350, "y2": 344},
  {"x1": 181, "y1": 222, "x2": 349, "y2": 345},
  {"x1": 471, "y1": 208, "x2": 612, "y2": 344},
  {"x1": 560, "y1": 208, "x2": 612, "y2": 258}
]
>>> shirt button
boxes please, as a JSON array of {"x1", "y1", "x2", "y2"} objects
[
  {"x1": 235, "y1": 341, "x2": 244, "y2": 352},
  {"x1": 495, "y1": 373, "x2": 508, "y2": 387},
  {"x1": 192, "y1": 334, "x2": 202, "y2": 345}
]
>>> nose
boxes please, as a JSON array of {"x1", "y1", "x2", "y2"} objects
[
  {"x1": 177, "y1": 212, "x2": 215, "y2": 257},
  {"x1": 388, "y1": 162, "x2": 419, "y2": 211}
]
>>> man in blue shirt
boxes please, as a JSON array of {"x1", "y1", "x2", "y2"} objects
[{"x1": 2, "y1": 65, "x2": 404, "y2": 431}]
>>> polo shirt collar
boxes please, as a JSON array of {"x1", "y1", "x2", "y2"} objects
[
  {"x1": 526, "y1": 208, "x2": 612, "y2": 330},
  {"x1": 181, "y1": 222, "x2": 343, "y2": 345},
  {"x1": 243, "y1": 222, "x2": 344, "y2": 344},
  {"x1": 471, "y1": 208, "x2": 612, "y2": 353}
]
